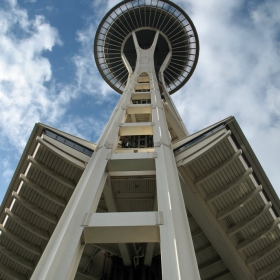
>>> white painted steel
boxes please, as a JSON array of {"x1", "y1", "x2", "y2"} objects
[
  {"x1": 31, "y1": 30, "x2": 200, "y2": 280},
  {"x1": 103, "y1": 178, "x2": 132, "y2": 266},
  {"x1": 131, "y1": 31, "x2": 200, "y2": 280},
  {"x1": 28, "y1": 155, "x2": 76, "y2": 190},
  {"x1": 86, "y1": 211, "x2": 162, "y2": 227}
]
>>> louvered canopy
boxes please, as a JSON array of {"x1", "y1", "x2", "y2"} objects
[
  {"x1": 94, "y1": 0, "x2": 199, "y2": 94},
  {"x1": 0, "y1": 117, "x2": 280, "y2": 279}
]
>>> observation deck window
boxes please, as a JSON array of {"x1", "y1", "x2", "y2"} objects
[
  {"x1": 132, "y1": 99, "x2": 151, "y2": 104},
  {"x1": 43, "y1": 129, "x2": 94, "y2": 156},
  {"x1": 119, "y1": 135, "x2": 154, "y2": 149}
]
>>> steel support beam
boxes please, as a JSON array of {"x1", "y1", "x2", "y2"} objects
[
  {"x1": 28, "y1": 156, "x2": 75, "y2": 190},
  {"x1": 195, "y1": 243, "x2": 212, "y2": 254},
  {"x1": 76, "y1": 271, "x2": 100, "y2": 280},
  {"x1": 191, "y1": 229, "x2": 204, "y2": 239},
  {"x1": 195, "y1": 149, "x2": 242, "y2": 185},
  {"x1": 227, "y1": 202, "x2": 272, "y2": 236},
  {"x1": 237, "y1": 218, "x2": 280, "y2": 251},
  {"x1": 179, "y1": 173, "x2": 254, "y2": 279},
  {"x1": 20, "y1": 174, "x2": 67, "y2": 207},
  {"x1": 0, "y1": 263, "x2": 27, "y2": 280},
  {"x1": 36, "y1": 137, "x2": 86, "y2": 170},
  {"x1": 132, "y1": 30, "x2": 200, "y2": 280},
  {"x1": 86, "y1": 211, "x2": 162, "y2": 227},
  {"x1": 0, "y1": 244, "x2": 34, "y2": 270},
  {"x1": 0, "y1": 224, "x2": 41, "y2": 255},
  {"x1": 109, "y1": 170, "x2": 156, "y2": 176},
  {"x1": 205, "y1": 168, "x2": 253, "y2": 203},
  {"x1": 178, "y1": 130, "x2": 231, "y2": 166},
  {"x1": 12, "y1": 192, "x2": 57, "y2": 224},
  {"x1": 144, "y1": 195, "x2": 158, "y2": 267},
  {"x1": 199, "y1": 258, "x2": 222, "y2": 271},
  {"x1": 5, "y1": 208, "x2": 49, "y2": 240},
  {"x1": 255, "y1": 258, "x2": 280, "y2": 279},
  {"x1": 103, "y1": 178, "x2": 132, "y2": 266},
  {"x1": 31, "y1": 151, "x2": 110, "y2": 279},
  {"x1": 83, "y1": 226, "x2": 159, "y2": 243},
  {"x1": 205, "y1": 270, "x2": 231, "y2": 280},
  {"x1": 163, "y1": 103, "x2": 187, "y2": 140},
  {"x1": 93, "y1": 244, "x2": 121, "y2": 257},
  {"x1": 247, "y1": 237, "x2": 280, "y2": 266},
  {"x1": 217, "y1": 185, "x2": 262, "y2": 220}
]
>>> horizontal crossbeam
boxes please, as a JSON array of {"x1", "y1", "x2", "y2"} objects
[
  {"x1": 119, "y1": 123, "x2": 153, "y2": 136},
  {"x1": 131, "y1": 93, "x2": 151, "y2": 99},
  {"x1": 82, "y1": 212, "x2": 162, "y2": 244},
  {"x1": 85, "y1": 211, "x2": 163, "y2": 227},
  {"x1": 127, "y1": 105, "x2": 152, "y2": 115},
  {"x1": 109, "y1": 170, "x2": 156, "y2": 176},
  {"x1": 82, "y1": 226, "x2": 160, "y2": 244}
]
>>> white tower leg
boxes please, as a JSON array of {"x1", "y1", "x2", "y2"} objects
[{"x1": 131, "y1": 31, "x2": 200, "y2": 279}]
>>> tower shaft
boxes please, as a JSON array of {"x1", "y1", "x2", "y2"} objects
[{"x1": 31, "y1": 31, "x2": 200, "y2": 280}]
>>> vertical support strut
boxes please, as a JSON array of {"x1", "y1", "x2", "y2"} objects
[
  {"x1": 31, "y1": 74, "x2": 133, "y2": 279},
  {"x1": 132, "y1": 31, "x2": 200, "y2": 279}
]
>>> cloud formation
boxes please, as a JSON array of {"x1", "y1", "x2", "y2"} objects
[
  {"x1": 0, "y1": 0, "x2": 63, "y2": 149},
  {"x1": 173, "y1": 0, "x2": 280, "y2": 192},
  {"x1": 0, "y1": 0, "x2": 279, "y2": 197},
  {"x1": 0, "y1": 0, "x2": 117, "y2": 154}
]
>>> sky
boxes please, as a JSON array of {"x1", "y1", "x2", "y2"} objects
[{"x1": 0, "y1": 0, "x2": 280, "y2": 203}]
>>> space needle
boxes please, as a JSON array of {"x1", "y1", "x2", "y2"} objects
[
  {"x1": 1, "y1": 1, "x2": 280, "y2": 280},
  {"x1": 32, "y1": 0, "x2": 200, "y2": 279}
]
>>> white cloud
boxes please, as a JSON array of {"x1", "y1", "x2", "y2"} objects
[
  {"x1": 59, "y1": 115, "x2": 107, "y2": 143},
  {"x1": 1, "y1": 0, "x2": 279, "y2": 196},
  {"x1": 0, "y1": 0, "x2": 119, "y2": 155},
  {"x1": 0, "y1": 0, "x2": 69, "y2": 149},
  {"x1": 266, "y1": 86, "x2": 280, "y2": 116},
  {"x1": 73, "y1": 24, "x2": 117, "y2": 100},
  {"x1": 171, "y1": 0, "x2": 280, "y2": 193},
  {"x1": 1, "y1": 157, "x2": 14, "y2": 184}
]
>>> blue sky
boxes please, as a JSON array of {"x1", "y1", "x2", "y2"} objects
[{"x1": 0, "y1": 0, "x2": 280, "y2": 203}]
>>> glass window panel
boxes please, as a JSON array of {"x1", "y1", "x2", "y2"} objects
[
  {"x1": 74, "y1": 144, "x2": 84, "y2": 153},
  {"x1": 57, "y1": 136, "x2": 65, "y2": 143},
  {"x1": 65, "y1": 140, "x2": 75, "y2": 148},
  {"x1": 84, "y1": 149, "x2": 93, "y2": 156},
  {"x1": 44, "y1": 130, "x2": 57, "y2": 139}
]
